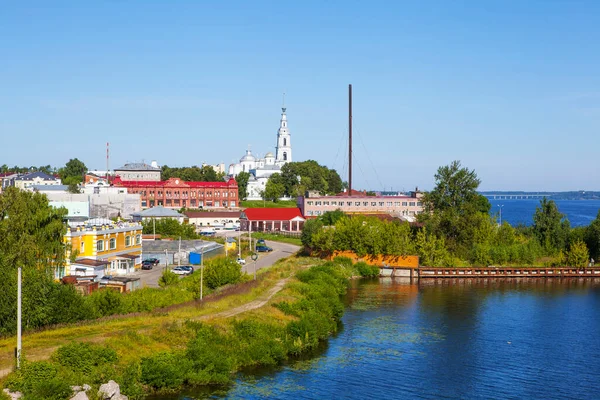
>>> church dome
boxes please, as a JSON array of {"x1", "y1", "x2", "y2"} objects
[
  {"x1": 265, "y1": 152, "x2": 274, "y2": 158},
  {"x1": 240, "y1": 150, "x2": 255, "y2": 162}
]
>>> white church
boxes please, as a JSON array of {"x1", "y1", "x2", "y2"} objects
[{"x1": 228, "y1": 106, "x2": 293, "y2": 200}]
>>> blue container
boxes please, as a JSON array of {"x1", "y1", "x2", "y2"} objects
[{"x1": 189, "y1": 252, "x2": 202, "y2": 265}]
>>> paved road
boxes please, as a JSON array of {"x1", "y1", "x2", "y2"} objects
[
  {"x1": 134, "y1": 240, "x2": 300, "y2": 288},
  {"x1": 240, "y1": 241, "x2": 300, "y2": 277}
]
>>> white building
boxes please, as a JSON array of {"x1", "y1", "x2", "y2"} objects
[
  {"x1": 228, "y1": 107, "x2": 293, "y2": 200},
  {"x1": 14, "y1": 172, "x2": 62, "y2": 190},
  {"x1": 114, "y1": 161, "x2": 161, "y2": 182}
]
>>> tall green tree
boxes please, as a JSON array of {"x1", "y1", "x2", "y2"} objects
[
  {"x1": 235, "y1": 171, "x2": 251, "y2": 200},
  {"x1": 585, "y1": 210, "x2": 600, "y2": 260},
  {"x1": 532, "y1": 198, "x2": 570, "y2": 253},
  {"x1": 419, "y1": 161, "x2": 492, "y2": 256},
  {"x1": 262, "y1": 173, "x2": 286, "y2": 202},
  {"x1": 59, "y1": 158, "x2": 87, "y2": 184},
  {"x1": 0, "y1": 188, "x2": 68, "y2": 335}
]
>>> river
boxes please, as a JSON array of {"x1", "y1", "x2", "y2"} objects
[
  {"x1": 164, "y1": 277, "x2": 600, "y2": 399},
  {"x1": 490, "y1": 199, "x2": 600, "y2": 227}
]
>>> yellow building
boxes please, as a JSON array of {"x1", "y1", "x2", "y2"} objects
[{"x1": 63, "y1": 219, "x2": 143, "y2": 279}]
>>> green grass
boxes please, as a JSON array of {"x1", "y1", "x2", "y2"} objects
[
  {"x1": 240, "y1": 200, "x2": 298, "y2": 208},
  {"x1": 252, "y1": 232, "x2": 303, "y2": 247}
]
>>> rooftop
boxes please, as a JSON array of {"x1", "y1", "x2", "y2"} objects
[
  {"x1": 241, "y1": 207, "x2": 305, "y2": 221},
  {"x1": 132, "y1": 206, "x2": 184, "y2": 218},
  {"x1": 115, "y1": 163, "x2": 160, "y2": 171}
]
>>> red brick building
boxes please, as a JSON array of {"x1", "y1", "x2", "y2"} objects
[{"x1": 112, "y1": 177, "x2": 238, "y2": 209}]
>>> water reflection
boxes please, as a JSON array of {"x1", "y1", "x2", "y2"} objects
[{"x1": 155, "y1": 278, "x2": 600, "y2": 399}]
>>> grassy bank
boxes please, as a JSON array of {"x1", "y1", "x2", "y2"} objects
[
  {"x1": 0, "y1": 256, "x2": 374, "y2": 399},
  {"x1": 240, "y1": 200, "x2": 297, "y2": 208}
]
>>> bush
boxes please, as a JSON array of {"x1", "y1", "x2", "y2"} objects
[
  {"x1": 158, "y1": 270, "x2": 179, "y2": 287},
  {"x1": 354, "y1": 261, "x2": 379, "y2": 277},
  {"x1": 203, "y1": 258, "x2": 242, "y2": 289},
  {"x1": 53, "y1": 342, "x2": 117, "y2": 374},
  {"x1": 87, "y1": 288, "x2": 122, "y2": 316},
  {"x1": 333, "y1": 256, "x2": 353, "y2": 268},
  {"x1": 185, "y1": 324, "x2": 235, "y2": 385},
  {"x1": 140, "y1": 351, "x2": 191, "y2": 389}
]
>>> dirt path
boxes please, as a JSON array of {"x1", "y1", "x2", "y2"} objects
[
  {"x1": 198, "y1": 277, "x2": 289, "y2": 320},
  {"x1": 0, "y1": 276, "x2": 292, "y2": 379}
]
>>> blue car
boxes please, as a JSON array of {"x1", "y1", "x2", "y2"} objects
[{"x1": 256, "y1": 245, "x2": 273, "y2": 253}]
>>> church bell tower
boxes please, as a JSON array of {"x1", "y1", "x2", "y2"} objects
[{"x1": 275, "y1": 105, "x2": 292, "y2": 164}]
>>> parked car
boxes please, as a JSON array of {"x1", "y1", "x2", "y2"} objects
[
  {"x1": 171, "y1": 267, "x2": 189, "y2": 275},
  {"x1": 236, "y1": 258, "x2": 246, "y2": 265},
  {"x1": 141, "y1": 261, "x2": 154, "y2": 270},
  {"x1": 256, "y1": 245, "x2": 273, "y2": 252},
  {"x1": 180, "y1": 265, "x2": 194, "y2": 274},
  {"x1": 143, "y1": 258, "x2": 160, "y2": 265}
]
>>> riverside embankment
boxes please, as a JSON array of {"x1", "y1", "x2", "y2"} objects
[{"x1": 0, "y1": 256, "x2": 365, "y2": 399}]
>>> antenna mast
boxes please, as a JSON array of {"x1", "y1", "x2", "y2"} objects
[{"x1": 348, "y1": 84, "x2": 352, "y2": 196}]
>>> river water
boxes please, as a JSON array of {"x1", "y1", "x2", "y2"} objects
[
  {"x1": 166, "y1": 277, "x2": 600, "y2": 399},
  {"x1": 490, "y1": 199, "x2": 600, "y2": 227}
]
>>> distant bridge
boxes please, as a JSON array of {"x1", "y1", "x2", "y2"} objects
[{"x1": 480, "y1": 193, "x2": 554, "y2": 200}]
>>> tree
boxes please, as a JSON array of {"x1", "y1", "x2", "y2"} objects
[
  {"x1": 319, "y1": 209, "x2": 346, "y2": 226},
  {"x1": 263, "y1": 173, "x2": 286, "y2": 202},
  {"x1": 585, "y1": 210, "x2": 600, "y2": 260},
  {"x1": 59, "y1": 158, "x2": 87, "y2": 184},
  {"x1": 301, "y1": 219, "x2": 324, "y2": 248},
  {"x1": 279, "y1": 160, "x2": 343, "y2": 197},
  {"x1": 419, "y1": 161, "x2": 492, "y2": 256},
  {"x1": 566, "y1": 240, "x2": 589, "y2": 268},
  {"x1": 203, "y1": 258, "x2": 242, "y2": 289},
  {"x1": 532, "y1": 198, "x2": 570, "y2": 253},
  {"x1": 142, "y1": 218, "x2": 197, "y2": 239},
  {"x1": 235, "y1": 172, "x2": 250, "y2": 200},
  {"x1": 422, "y1": 160, "x2": 482, "y2": 213},
  {"x1": 0, "y1": 188, "x2": 68, "y2": 335}
]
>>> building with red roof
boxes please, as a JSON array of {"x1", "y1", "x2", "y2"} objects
[
  {"x1": 240, "y1": 207, "x2": 305, "y2": 232},
  {"x1": 113, "y1": 176, "x2": 238, "y2": 210}
]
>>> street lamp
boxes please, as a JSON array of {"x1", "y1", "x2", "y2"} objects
[{"x1": 498, "y1": 204, "x2": 504, "y2": 226}]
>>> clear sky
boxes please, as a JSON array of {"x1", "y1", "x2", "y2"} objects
[{"x1": 1, "y1": 1, "x2": 599, "y2": 191}]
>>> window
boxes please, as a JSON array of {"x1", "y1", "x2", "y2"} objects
[
  {"x1": 80, "y1": 242, "x2": 85, "y2": 253},
  {"x1": 307, "y1": 211, "x2": 313, "y2": 216},
  {"x1": 363, "y1": 202, "x2": 368, "y2": 206},
  {"x1": 331, "y1": 201, "x2": 337, "y2": 206},
  {"x1": 215, "y1": 201, "x2": 219, "y2": 207},
  {"x1": 307, "y1": 201, "x2": 313, "y2": 206},
  {"x1": 395, "y1": 202, "x2": 400, "y2": 206},
  {"x1": 371, "y1": 202, "x2": 377, "y2": 206},
  {"x1": 417, "y1": 202, "x2": 422, "y2": 206},
  {"x1": 136, "y1": 234, "x2": 141, "y2": 245},
  {"x1": 284, "y1": 138, "x2": 287, "y2": 146},
  {"x1": 283, "y1": 152, "x2": 287, "y2": 161},
  {"x1": 323, "y1": 201, "x2": 329, "y2": 206},
  {"x1": 125, "y1": 236, "x2": 131, "y2": 247},
  {"x1": 409, "y1": 202, "x2": 416, "y2": 206},
  {"x1": 347, "y1": 201, "x2": 352, "y2": 206},
  {"x1": 109, "y1": 238, "x2": 116, "y2": 250},
  {"x1": 96, "y1": 240, "x2": 104, "y2": 251},
  {"x1": 402, "y1": 202, "x2": 408, "y2": 206},
  {"x1": 387, "y1": 202, "x2": 392, "y2": 206},
  {"x1": 316, "y1": 201, "x2": 322, "y2": 206},
  {"x1": 223, "y1": 201, "x2": 228, "y2": 207},
  {"x1": 354, "y1": 202, "x2": 360, "y2": 206},
  {"x1": 379, "y1": 202, "x2": 384, "y2": 207}
]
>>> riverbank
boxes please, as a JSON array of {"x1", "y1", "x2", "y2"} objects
[{"x1": 0, "y1": 256, "x2": 363, "y2": 399}]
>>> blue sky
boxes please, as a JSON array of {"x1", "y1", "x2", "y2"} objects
[{"x1": 1, "y1": 1, "x2": 599, "y2": 191}]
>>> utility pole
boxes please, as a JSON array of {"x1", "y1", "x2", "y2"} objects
[
  {"x1": 178, "y1": 236, "x2": 181, "y2": 267},
  {"x1": 16, "y1": 267, "x2": 22, "y2": 370},
  {"x1": 153, "y1": 218, "x2": 156, "y2": 240},
  {"x1": 200, "y1": 245, "x2": 204, "y2": 300},
  {"x1": 238, "y1": 229, "x2": 241, "y2": 259},
  {"x1": 164, "y1": 249, "x2": 168, "y2": 270}
]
